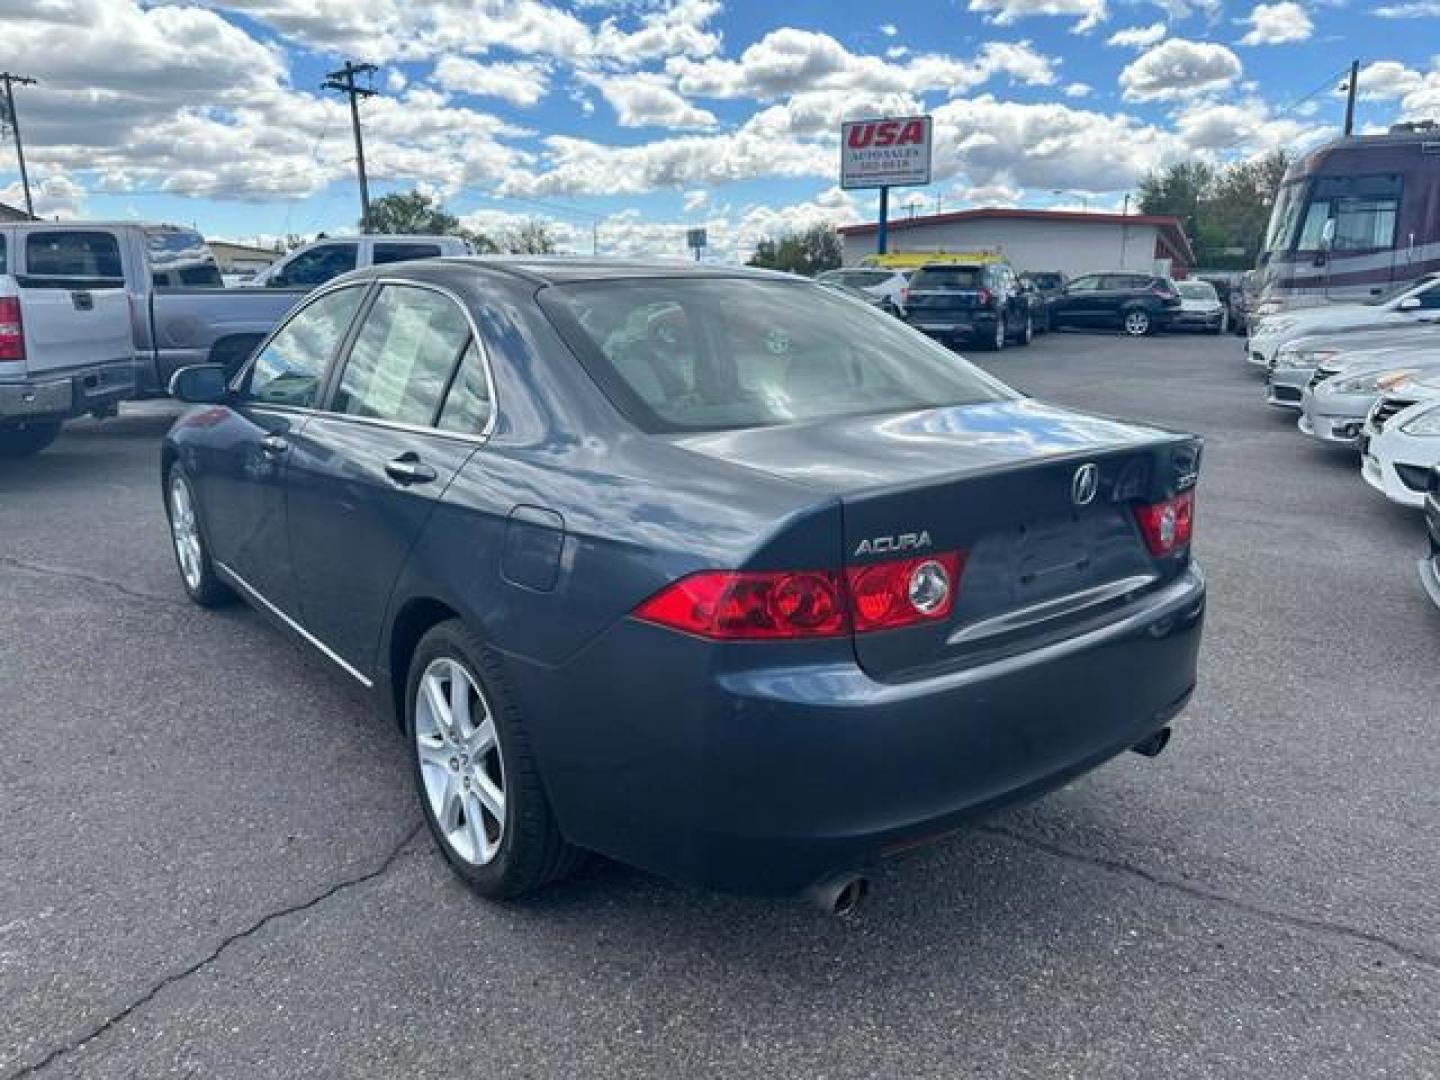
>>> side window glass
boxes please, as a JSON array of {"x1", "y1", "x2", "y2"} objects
[
  {"x1": 373, "y1": 243, "x2": 443, "y2": 266},
  {"x1": 25, "y1": 231, "x2": 122, "y2": 279},
  {"x1": 332, "y1": 285, "x2": 471, "y2": 426},
  {"x1": 0, "y1": 235, "x2": 6, "y2": 274},
  {"x1": 273, "y1": 244, "x2": 358, "y2": 288},
  {"x1": 1068, "y1": 276, "x2": 1098, "y2": 292},
  {"x1": 247, "y1": 286, "x2": 364, "y2": 407},
  {"x1": 437, "y1": 341, "x2": 492, "y2": 434}
]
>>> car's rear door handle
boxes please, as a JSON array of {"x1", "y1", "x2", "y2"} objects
[
  {"x1": 385, "y1": 453, "x2": 437, "y2": 486},
  {"x1": 260, "y1": 434, "x2": 288, "y2": 457}
]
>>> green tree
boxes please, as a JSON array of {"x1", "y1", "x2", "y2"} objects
[
  {"x1": 501, "y1": 219, "x2": 557, "y2": 254},
  {"x1": 746, "y1": 223, "x2": 842, "y2": 276},
  {"x1": 366, "y1": 190, "x2": 459, "y2": 235},
  {"x1": 1137, "y1": 152, "x2": 1291, "y2": 268}
]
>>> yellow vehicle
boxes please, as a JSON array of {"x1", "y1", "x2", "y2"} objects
[{"x1": 860, "y1": 250, "x2": 1007, "y2": 270}]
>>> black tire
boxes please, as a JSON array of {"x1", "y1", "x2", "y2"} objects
[
  {"x1": 164, "y1": 464, "x2": 233, "y2": 607},
  {"x1": 406, "y1": 619, "x2": 583, "y2": 900},
  {"x1": 1018, "y1": 311, "x2": 1034, "y2": 346},
  {"x1": 980, "y1": 313, "x2": 1005, "y2": 351},
  {"x1": 0, "y1": 420, "x2": 62, "y2": 459},
  {"x1": 1122, "y1": 307, "x2": 1152, "y2": 337}
]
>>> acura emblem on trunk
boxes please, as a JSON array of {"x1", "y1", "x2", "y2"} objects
[{"x1": 1071, "y1": 463, "x2": 1099, "y2": 506}]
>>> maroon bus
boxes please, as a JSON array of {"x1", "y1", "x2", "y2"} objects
[{"x1": 1256, "y1": 121, "x2": 1440, "y2": 312}]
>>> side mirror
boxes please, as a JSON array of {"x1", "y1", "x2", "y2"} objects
[
  {"x1": 1398, "y1": 296, "x2": 1422, "y2": 311},
  {"x1": 169, "y1": 364, "x2": 229, "y2": 404},
  {"x1": 1320, "y1": 218, "x2": 1336, "y2": 249}
]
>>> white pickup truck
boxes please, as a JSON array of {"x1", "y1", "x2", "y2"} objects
[{"x1": 0, "y1": 273, "x2": 133, "y2": 457}]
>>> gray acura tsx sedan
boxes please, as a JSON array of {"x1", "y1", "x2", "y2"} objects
[{"x1": 161, "y1": 258, "x2": 1206, "y2": 909}]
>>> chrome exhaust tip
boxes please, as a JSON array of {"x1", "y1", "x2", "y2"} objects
[{"x1": 806, "y1": 873, "x2": 869, "y2": 917}]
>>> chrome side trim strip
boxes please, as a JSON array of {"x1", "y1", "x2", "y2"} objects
[{"x1": 214, "y1": 561, "x2": 373, "y2": 688}]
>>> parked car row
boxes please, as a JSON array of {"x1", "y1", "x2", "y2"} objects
[
  {"x1": 827, "y1": 256, "x2": 1213, "y2": 352},
  {"x1": 1245, "y1": 283, "x2": 1440, "y2": 609}
]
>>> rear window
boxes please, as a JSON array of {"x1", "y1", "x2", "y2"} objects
[
  {"x1": 25, "y1": 231, "x2": 122, "y2": 279},
  {"x1": 540, "y1": 278, "x2": 1014, "y2": 433},
  {"x1": 1177, "y1": 282, "x2": 1217, "y2": 301},
  {"x1": 909, "y1": 267, "x2": 984, "y2": 290}
]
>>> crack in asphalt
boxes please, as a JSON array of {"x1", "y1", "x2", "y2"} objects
[
  {"x1": 6, "y1": 823, "x2": 424, "y2": 1080},
  {"x1": 982, "y1": 824, "x2": 1440, "y2": 972},
  {"x1": 0, "y1": 556, "x2": 188, "y2": 610}
]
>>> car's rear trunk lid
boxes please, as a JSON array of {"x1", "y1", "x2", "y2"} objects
[{"x1": 671, "y1": 399, "x2": 1201, "y2": 681}]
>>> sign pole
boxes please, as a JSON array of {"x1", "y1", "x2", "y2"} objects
[{"x1": 877, "y1": 186, "x2": 889, "y2": 256}]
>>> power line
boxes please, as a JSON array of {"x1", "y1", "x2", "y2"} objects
[
  {"x1": 0, "y1": 72, "x2": 38, "y2": 218},
  {"x1": 322, "y1": 61, "x2": 378, "y2": 231}
]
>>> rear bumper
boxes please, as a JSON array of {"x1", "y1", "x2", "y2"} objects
[
  {"x1": 0, "y1": 360, "x2": 137, "y2": 422},
  {"x1": 906, "y1": 313, "x2": 997, "y2": 341},
  {"x1": 513, "y1": 564, "x2": 1206, "y2": 895}
]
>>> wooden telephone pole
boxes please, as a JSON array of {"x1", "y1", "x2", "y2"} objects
[
  {"x1": 323, "y1": 61, "x2": 378, "y2": 231},
  {"x1": 0, "y1": 72, "x2": 38, "y2": 218}
]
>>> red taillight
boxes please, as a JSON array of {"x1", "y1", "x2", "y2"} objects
[
  {"x1": 0, "y1": 297, "x2": 23, "y2": 362},
  {"x1": 634, "y1": 551, "x2": 965, "y2": 640},
  {"x1": 845, "y1": 552, "x2": 963, "y2": 633},
  {"x1": 977, "y1": 287, "x2": 994, "y2": 307},
  {"x1": 633, "y1": 569, "x2": 848, "y2": 640},
  {"x1": 1134, "y1": 491, "x2": 1195, "y2": 556}
]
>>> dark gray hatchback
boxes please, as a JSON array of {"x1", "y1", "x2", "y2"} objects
[{"x1": 161, "y1": 258, "x2": 1205, "y2": 905}]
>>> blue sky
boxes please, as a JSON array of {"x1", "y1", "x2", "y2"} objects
[{"x1": 1, "y1": 0, "x2": 1437, "y2": 259}]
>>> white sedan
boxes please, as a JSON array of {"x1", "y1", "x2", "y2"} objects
[
  {"x1": 1246, "y1": 272, "x2": 1440, "y2": 369},
  {"x1": 1362, "y1": 392, "x2": 1440, "y2": 508}
]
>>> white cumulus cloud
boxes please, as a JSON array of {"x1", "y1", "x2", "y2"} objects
[
  {"x1": 1239, "y1": 2, "x2": 1313, "y2": 45},
  {"x1": 1119, "y1": 38, "x2": 1242, "y2": 101}
]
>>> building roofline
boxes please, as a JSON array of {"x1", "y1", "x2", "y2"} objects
[{"x1": 837, "y1": 206, "x2": 1195, "y2": 264}]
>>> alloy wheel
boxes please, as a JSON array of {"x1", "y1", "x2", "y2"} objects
[
  {"x1": 168, "y1": 474, "x2": 204, "y2": 593},
  {"x1": 1124, "y1": 310, "x2": 1150, "y2": 336},
  {"x1": 414, "y1": 658, "x2": 506, "y2": 866}
]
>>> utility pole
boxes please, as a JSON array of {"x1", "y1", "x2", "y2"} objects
[
  {"x1": 1342, "y1": 59, "x2": 1360, "y2": 138},
  {"x1": 323, "y1": 61, "x2": 378, "y2": 231},
  {"x1": 0, "y1": 72, "x2": 38, "y2": 219},
  {"x1": 1120, "y1": 192, "x2": 1131, "y2": 268}
]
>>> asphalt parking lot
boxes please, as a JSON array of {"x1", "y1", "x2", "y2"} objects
[{"x1": 2, "y1": 330, "x2": 1436, "y2": 1079}]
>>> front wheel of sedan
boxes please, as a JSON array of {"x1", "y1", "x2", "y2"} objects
[
  {"x1": 407, "y1": 621, "x2": 582, "y2": 900},
  {"x1": 1122, "y1": 308, "x2": 1152, "y2": 336},
  {"x1": 165, "y1": 467, "x2": 232, "y2": 607}
]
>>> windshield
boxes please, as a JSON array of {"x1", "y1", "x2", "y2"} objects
[
  {"x1": 1264, "y1": 180, "x2": 1306, "y2": 254},
  {"x1": 1177, "y1": 282, "x2": 1217, "y2": 301},
  {"x1": 540, "y1": 278, "x2": 1014, "y2": 433}
]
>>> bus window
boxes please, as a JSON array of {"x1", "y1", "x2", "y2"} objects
[{"x1": 1294, "y1": 174, "x2": 1402, "y2": 252}]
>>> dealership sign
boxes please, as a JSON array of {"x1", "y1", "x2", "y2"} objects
[{"x1": 839, "y1": 116, "x2": 933, "y2": 190}]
